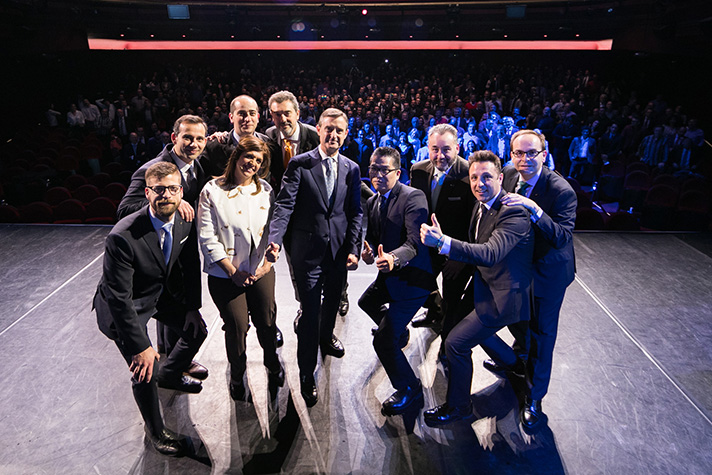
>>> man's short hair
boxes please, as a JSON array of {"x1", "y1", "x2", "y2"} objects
[
  {"x1": 318, "y1": 108, "x2": 348, "y2": 127},
  {"x1": 172, "y1": 114, "x2": 207, "y2": 136},
  {"x1": 468, "y1": 150, "x2": 502, "y2": 174},
  {"x1": 229, "y1": 95, "x2": 258, "y2": 114},
  {"x1": 428, "y1": 123, "x2": 458, "y2": 142},
  {"x1": 268, "y1": 90, "x2": 299, "y2": 113},
  {"x1": 145, "y1": 161, "x2": 179, "y2": 182},
  {"x1": 372, "y1": 146, "x2": 401, "y2": 170},
  {"x1": 510, "y1": 129, "x2": 546, "y2": 149}
]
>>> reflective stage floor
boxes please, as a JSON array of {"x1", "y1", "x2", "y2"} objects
[{"x1": 0, "y1": 224, "x2": 710, "y2": 474}]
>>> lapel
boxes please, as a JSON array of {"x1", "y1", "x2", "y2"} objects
[
  {"x1": 476, "y1": 191, "x2": 505, "y2": 243},
  {"x1": 331, "y1": 154, "x2": 351, "y2": 211},
  {"x1": 307, "y1": 149, "x2": 330, "y2": 207},
  {"x1": 167, "y1": 213, "x2": 189, "y2": 272},
  {"x1": 502, "y1": 166, "x2": 519, "y2": 193},
  {"x1": 139, "y1": 207, "x2": 168, "y2": 271},
  {"x1": 529, "y1": 168, "x2": 548, "y2": 202}
]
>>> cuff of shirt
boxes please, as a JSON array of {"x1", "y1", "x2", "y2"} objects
[
  {"x1": 438, "y1": 235, "x2": 452, "y2": 255},
  {"x1": 531, "y1": 207, "x2": 543, "y2": 223}
]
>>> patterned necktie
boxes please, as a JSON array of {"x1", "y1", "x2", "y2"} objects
[
  {"x1": 162, "y1": 222, "x2": 173, "y2": 264},
  {"x1": 474, "y1": 204, "x2": 483, "y2": 241},
  {"x1": 283, "y1": 140, "x2": 294, "y2": 169},
  {"x1": 517, "y1": 181, "x2": 530, "y2": 196},
  {"x1": 325, "y1": 157, "x2": 335, "y2": 201},
  {"x1": 431, "y1": 171, "x2": 446, "y2": 208}
]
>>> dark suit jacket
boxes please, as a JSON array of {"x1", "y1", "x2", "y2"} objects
[
  {"x1": 117, "y1": 146, "x2": 207, "y2": 220},
  {"x1": 267, "y1": 147, "x2": 363, "y2": 270},
  {"x1": 199, "y1": 131, "x2": 278, "y2": 180},
  {"x1": 502, "y1": 166, "x2": 576, "y2": 296},
  {"x1": 449, "y1": 191, "x2": 534, "y2": 326},
  {"x1": 94, "y1": 207, "x2": 201, "y2": 355},
  {"x1": 364, "y1": 182, "x2": 436, "y2": 299},
  {"x1": 265, "y1": 123, "x2": 320, "y2": 191}
]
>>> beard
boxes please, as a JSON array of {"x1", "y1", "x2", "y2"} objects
[{"x1": 153, "y1": 199, "x2": 179, "y2": 219}]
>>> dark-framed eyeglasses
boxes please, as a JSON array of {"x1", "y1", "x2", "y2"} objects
[
  {"x1": 511, "y1": 149, "x2": 544, "y2": 159},
  {"x1": 368, "y1": 166, "x2": 399, "y2": 177},
  {"x1": 146, "y1": 185, "x2": 182, "y2": 196}
]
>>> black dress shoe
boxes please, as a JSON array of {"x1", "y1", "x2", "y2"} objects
[
  {"x1": 483, "y1": 358, "x2": 526, "y2": 377},
  {"x1": 339, "y1": 295, "x2": 349, "y2": 316},
  {"x1": 520, "y1": 396, "x2": 545, "y2": 432},
  {"x1": 184, "y1": 361, "x2": 209, "y2": 380},
  {"x1": 268, "y1": 363, "x2": 285, "y2": 388},
  {"x1": 424, "y1": 403, "x2": 475, "y2": 427},
  {"x1": 293, "y1": 308, "x2": 302, "y2": 334},
  {"x1": 299, "y1": 374, "x2": 318, "y2": 407},
  {"x1": 145, "y1": 428, "x2": 185, "y2": 457},
  {"x1": 158, "y1": 375, "x2": 203, "y2": 393},
  {"x1": 275, "y1": 327, "x2": 284, "y2": 348},
  {"x1": 411, "y1": 310, "x2": 440, "y2": 328},
  {"x1": 381, "y1": 381, "x2": 424, "y2": 416},
  {"x1": 320, "y1": 335, "x2": 345, "y2": 358},
  {"x1": 229, "y1": 380, "x2": 246, "y2": 401}
]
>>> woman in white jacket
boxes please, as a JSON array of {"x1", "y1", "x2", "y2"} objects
[{"x1": 197, "y1": 135, "x2": 283, "y2": 400}]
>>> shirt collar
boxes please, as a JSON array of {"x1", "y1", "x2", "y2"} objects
[
  {"x1": 170, "y1": 150, "x2": 193, "y2": 175},
  {"x1": 518, "y1": 165, "x2": 543, "y2": 190},
  {"x1": 481, "y1": 193, "x2": 498, "y2": 211},
  {"x1": 148, "y1": 206, "x2": 175, "y2": 231},
  {"x1": 317, "y1": 146, "x2": 338, "y2": 161}
]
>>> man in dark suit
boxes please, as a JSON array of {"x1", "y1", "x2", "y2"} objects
[
  {"x1": 94, "y1": 161, "x2": 207, "y2": 456},
  {"x1": 266, "y1": 108, "x2": 362, "y2": 407},
  {"x1": 359, "y1": 147, "x2": 436, "y2": 416},
  {"x1": 489, "y1": 129, "x2": 576, "y2": 431},
  {"x1": 409, "y1": 124, "x2": 474, "y2": 334},
  {"x1": 420, "y1": 150, "x2": 534, "y2": 426},
  {"x1": 117, "y1": 115, "x2": 209, "y2": 379}
]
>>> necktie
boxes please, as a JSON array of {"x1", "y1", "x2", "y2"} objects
[
  {"x1": 431, "y1": 171, "x2": 445, "y2": 208},
  {"x1": 161, "y1": 222, "x2": 173, "y2": 264},
  {"x1": 379, "y1": 194, "x2": 389, "y2": 233},
  {"x1": 325, "y1": 157, "x2": 335, "y2": 201},
  {"x1": 283, "y1": 140, "x2": 294, "y2": 169},
  {"x1": 474, "y1": 204, "x2": 483, "y2": 241},
  {"x1": 517, "y1": 181, "x2": 530, "y2": 196}
]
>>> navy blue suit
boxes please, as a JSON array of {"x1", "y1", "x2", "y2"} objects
[
  {"x1": 358, "y1": 182, "x2": 436, "y2": 390},
  {"x1": 268, "y1": 147, "x2": 362, "y2": 376}
]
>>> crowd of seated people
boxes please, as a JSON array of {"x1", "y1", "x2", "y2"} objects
[{"x1": 0, "y1": 57, "x2": 709, "y2": 227}]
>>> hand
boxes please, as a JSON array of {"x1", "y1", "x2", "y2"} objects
[
  {"x1": 183, "y1": 309, "x2": 208, "y2": 339},
  {"x1": 130, "y1": 346, "x2": 160, "y2": 383},
  {"x1": 375, "y1": 244, "x2": 394, "y2": 273},
  {"x1": 420, "y1": 213, "x2": 444, "y2": 247},
  {"x1": 501, "y1": 192, "x2": 538, "y2": 214},
  {"x1": 177, "y1": 199, "x2": 195, "y2": 222},
  {"x1": 251, "y1": 262, "x2": 272, "y2": 283},
  {"x1": 361, "y1": 241, "x2": 375, "y2": 265},
  {"x1": 206, "y1": 131, "x2": 230, "y2": 144},
  {"x1": 265, "y1": 242, "x2": 280, "y2": 263},
  {"x1": 230, "y1": 269, "x2": 253, "y2": 287},
  {"x1": 346, "y1": 253, "x2": 359, "y2": 270}
]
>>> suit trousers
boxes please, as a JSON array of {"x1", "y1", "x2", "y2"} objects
[
  {"x1": 528, "y1": 289, "x2": 566, "y2": 400},
  {"x1": 445, "y1": 309, "x2": 519, "y2": 408},
  {"x1": 208, "y1": 270, "x2": 279, "y2": 383},
  {"x1": 152, "y1": 299, "x2": 207, "y2": 381},
  {"x1": 293, "y1": 252, "x2": 346, "y2": 377},
  {"x1": 359, "y1": 276, "x2": 426, "y2": 391}
]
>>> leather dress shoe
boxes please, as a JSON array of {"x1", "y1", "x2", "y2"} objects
[
  {"x1": 293, "y1": 308, "x2": 302, "y2": 334},
  {"x1": 158, "y1": 375, "x2": 203, "y2": 393},
  {"x1": 381, "y1": 381, "x2": 423, "y2": 416},
  {"x1": 520, "y1": 396, "x2": 545, "y2": 432},
  {"x1": 229, "y1": 380, "x2": 246, "y2": 401},
  {"x1": 320, "y1": 335, "x2": 345, "y2": 358},
  {"x1": 411, "y1": 310, "x2": 441, "y2": 328},
  {"x1": 424, "y1": 403, "x2": 475, "y2": 427},
  {"x1": 300, "y1": 374, "x2": 318, "y2": 407},
  {"x1": 268, "y1": 363, "x2": 285, "y2": 389},
  {"x1": 482, "y1": 358, "x2": 526, "y2": 377},
  {"x1": 275, "y1": 327, "x2": 284, "y2": 348},
  {"x1": 145, "y1": 427, "x2": 185, "y2": 456},
  {"x1": 184, "y1": 361, "x2": 208, "y2": 380},
  {"x1": 339, "y1": 295, "x2": 350, "y2": 316}
]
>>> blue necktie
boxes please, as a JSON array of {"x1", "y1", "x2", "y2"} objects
[{"x1": 162, "y1": 222, "x2": 173, "y2": 264}]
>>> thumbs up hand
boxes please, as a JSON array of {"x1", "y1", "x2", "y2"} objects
[
  {"x1": 362, "y1": 241, "x2": 375, "y2": 265},
  {"x1": 420, "y1": 213, "x2": 444, "y2": 247},
  {"x1": 375, "y1": 244, "x2": 394, "y2": 273}
]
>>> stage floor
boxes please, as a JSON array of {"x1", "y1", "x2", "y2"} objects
[{"x1": 0, "y1": 225, "x2": 710, "y2": 474}]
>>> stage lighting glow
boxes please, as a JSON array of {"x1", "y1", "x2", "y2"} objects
[{"x1": 362, "y1": 9, "x2": 368, "y2": 15}]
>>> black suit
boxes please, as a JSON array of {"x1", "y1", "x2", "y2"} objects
[
  {"x1": 268, "y1": 147, "x2": 362, "y2": 377},
  {"x1": 358, "y1": 182, "x2": 436, "y2": 390},
  {"x1": 93, "y1": 207, "x2": 205, "y2": 437},
  {"x1": 443, "y1": 191, "x2": 534, "y2": 408},
  {"x1": 501, "y1": 166, "x2": 576, "y2": 400},
  {"x1": 265, "y1": 123, "x2": 319, "y2": 191},
  {"x1": 410, "y1": 158, "x2": 474, "y2": 329}
]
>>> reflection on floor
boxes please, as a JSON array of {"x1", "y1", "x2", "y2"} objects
[{"x1": 0, "y1": 225, "x2": 710, "y2": 474}]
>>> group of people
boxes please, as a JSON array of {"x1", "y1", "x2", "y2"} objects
[{"x1": 93, "y1": 88, "x2": 576, "y2": 457}]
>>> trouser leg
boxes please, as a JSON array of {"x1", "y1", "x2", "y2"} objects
[{"x1": 208, "y1": 275, "x2": 249, "y2": 382}]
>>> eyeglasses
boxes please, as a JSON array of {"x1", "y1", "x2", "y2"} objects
[
  {"x1": 146, "y1": 185, "x2": 182, "y2": 196},
  {"x1": 368, "y1": 166, "x2": 399, "y2": 177},
  {"x1": 511, "y1": 149, "x2": 544, "y2": 159}
]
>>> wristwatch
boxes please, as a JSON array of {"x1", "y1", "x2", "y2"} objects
[{"x1": 389, "y1": 252, "x2": 400, "y2": 269}]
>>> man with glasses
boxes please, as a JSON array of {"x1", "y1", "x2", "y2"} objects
[
  {"x1": 94, "y1": 161, "x2": 207, "y2": 456},
  {"x1": 409, "y1": 124, "x2": 474, "y2": 339},
  {"x1": 359, "y1": 147, "x2": 436, "y2": 416},
  {"x1": 487, "y1": 129, "x2": 577, "y2": 432},
  {"x1": 118, "y1": 115, "x2": 210, "y2": 384}
]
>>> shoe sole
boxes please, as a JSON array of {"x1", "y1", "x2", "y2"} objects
[{"x1": 381, "y1": 392, "x2": 424, "y2": 416}]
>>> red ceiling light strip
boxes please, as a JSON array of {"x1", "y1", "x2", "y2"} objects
[{"x1": 88, "y1": 39, "x2": 613, "y2": 51}]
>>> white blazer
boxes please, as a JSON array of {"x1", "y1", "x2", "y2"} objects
[{"x1": 197, "y1": 177, "x2": 273, "y2": 278}]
